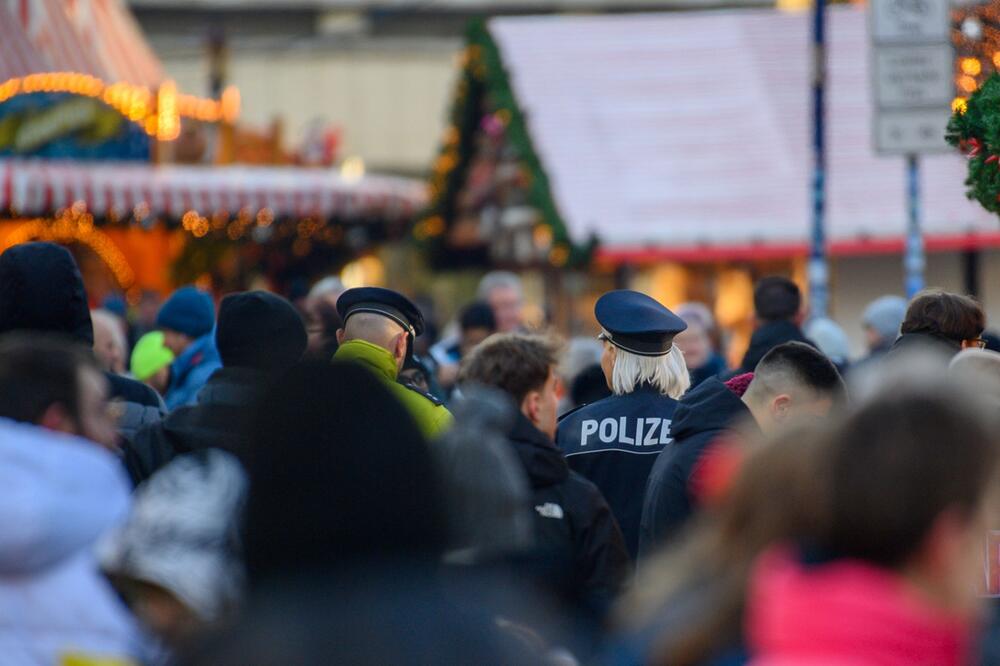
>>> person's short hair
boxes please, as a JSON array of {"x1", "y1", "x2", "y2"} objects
[
  {"x1": 476, "y1": 271, "x2": 523, "y2": 300},
  {"x1": 753, "y1": 276, "x2": 801, "y2": 323},
  {"x1": 459, "y1": 301, "x2": 497, "y2": 333},
  {"x1": 754, "y1": 341, "x2": 846, "y2": 402},
  {"x1": 0, "y1": 333, "x2": 98, "y2": 425},
  {"x1": 900, "y1": 290, "x2": 985, "y2": 344},
  {"x1": 460, "y1": 333, "x2": 560, "y2": 405},
  {"x1": 818, "y1": 386, "x2": 1000, "y2": 568}
]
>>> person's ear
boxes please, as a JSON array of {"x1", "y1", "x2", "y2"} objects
[
  {"x1": 521, "y1": 389, "x2": 541, "y2": 425},
  {"x1": 336, "y1": 328, "x2": 346, "y2": 344},
  {"x1": 38, "y1": 403, "x2": 74, "y2": 436},
  {"x1": 770, "y1": 394, "x2": 793, "y2": 421},
  {"x1": 395, "y1": 333, "x2": 408, "y2": 361}
]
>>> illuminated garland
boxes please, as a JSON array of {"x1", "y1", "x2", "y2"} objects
[
  {"x1": 418, "y1": 20, "x2": 593, "y2": 268},
  {"x1": 0, "y1": 72, "x2": 240, "y2": 141},
  {"x1": 1, "y1": 204, "x2": 135, "y2": 288}
]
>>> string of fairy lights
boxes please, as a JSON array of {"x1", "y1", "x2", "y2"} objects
[
  {"x1": 0, "y1": 72, "x2": 240, "y2": 141},
  {"x1": 952, "y1": 4, "x2": 1000, "y2": 113}
]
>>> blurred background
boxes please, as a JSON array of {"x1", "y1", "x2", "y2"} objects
[{"x1": 0, "y1": 0, "x2": 995, "y2": 363}]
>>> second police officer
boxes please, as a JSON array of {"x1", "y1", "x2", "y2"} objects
[{"x1": 556, "y1": 290, "x2": 690, "y2": 559}]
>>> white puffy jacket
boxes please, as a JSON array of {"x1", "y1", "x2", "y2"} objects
[{"x1": 0, "y1": 419, "x2": 148, "y2": 665}]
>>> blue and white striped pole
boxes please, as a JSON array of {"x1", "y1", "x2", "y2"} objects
[
  {"x1": 904, "y1": 155, "x2": 925, "y2": 297},
  {"x1": 809, "y1": 0, "x2": 829, "y2": 319}
]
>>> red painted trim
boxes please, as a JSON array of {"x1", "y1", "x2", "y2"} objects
[{"x1": 594, "y1": 233, "x2": 1000, "y2": 265}]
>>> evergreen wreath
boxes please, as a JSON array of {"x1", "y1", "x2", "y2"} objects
[{"x1": 947, "y1": 73, "x2": 1000, "y2": 215}]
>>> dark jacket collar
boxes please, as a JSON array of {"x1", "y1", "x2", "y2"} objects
[
  {"x1": 671, "y1": 377, "x2": 755, "y2": 442},
  {"x1": 507, "y1": 413, "x2": 568, "y2": 489},
  {"x1": 741, "y1": 320, "x2": 812, "y2": 372},
  {"x1": 196, "y1": 367, "x2": 269, "y2": 407}
]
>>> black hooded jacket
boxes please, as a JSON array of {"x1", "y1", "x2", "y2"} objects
[
  {"x1": 506, "y1": 414, "x2": 630, "y2": 616},
  {"x1": 739, "y1": 320, "x2": 813, "y2": 373},
  {"x1": 639, "y1": 378, "x2": 754, "y2": 558},
  {"x1": 123, "y1": 367, "x2": 265, "y2": 485},
  {"x1": 0, "y1": 243, "x2": 163, "y2": 439},
  {"x1": 123, "y1": 291, "x2": 307, "y2": 486}
]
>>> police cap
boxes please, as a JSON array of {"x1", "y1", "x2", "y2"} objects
[
  {"x1": 595, "y1": 290, "x2": 687, "y2": 357},
  {"x1": 337, "y1": 287, "x2": 425, "y2": 338}
]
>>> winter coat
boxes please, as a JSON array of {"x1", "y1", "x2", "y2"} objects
[
  {"x1": 557, "y1": 384, "x2": 680, "y2": 560},
  {"x1": 124, "y1": 367, "x2": 264, "y2": 486},
  {"x1": 746, "y1": 547, "x2": 973, "y2": 665},
  {"x1": 0, "y1": 418, "x2": 150, "y2": 664},
  {"x1": 507, "y1": 413, "x2": 630, "y2": 616},
  {"x1": 164, "y1": 332, "x2": 222, "y2": 410},
  {"x1": 0, "y1": 241, "x2": 165, "y2": 442},
  {"x1": 334, "y1": 339, "x2": 453, "y2": 439},
  {"x1": 739, "y1": 321, "x2": 813, "y2": 373},
  {"x1": 639, "y1": 377, "x2": 755, "y2": 558},
  {"x1": 887, "y1": 331, "x2": 962, "y2": 360}
]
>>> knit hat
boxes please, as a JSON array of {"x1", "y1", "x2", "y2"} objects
[
  {"x1": 863, "y1": 295, "x2": 907, "y2": 343},
  {"x1": 130, "y1": 331, "x2": 175, "y2": 381},
  {"x1": 0, "y1": 242, "x2": 94, "y2": 345},
  {"x1": 215, "y1": 291, "x2": 307, "y2": 373},
  {"x1": 157, "y1": 286, "x2": 215, "y2": 339}
]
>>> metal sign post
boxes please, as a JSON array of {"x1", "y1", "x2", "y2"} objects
[
  {"x1": 870, "y1": 0, "x2": 952, "y2": 296},
  {"x1": 810, "y1": 0, "x2": 829, "y2": 319},
  {"x1": 905, "y1": 154, "x2": 925, "y2": 297}
]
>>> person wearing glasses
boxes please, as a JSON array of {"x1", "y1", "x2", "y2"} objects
[
  {"x1": 888, "y1": 290, "x2": 986, "y2": 360},
  {"x1": 556, "y1": 290, "x2": 691, "y2": 559}
]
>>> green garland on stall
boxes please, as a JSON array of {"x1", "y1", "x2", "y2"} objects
[
  {"x1": 418, "y1": 19, "x2": 594, "y2": 267},
  {"x1": 946, "y1": 74, "x2": 1000, "y2": 216}
]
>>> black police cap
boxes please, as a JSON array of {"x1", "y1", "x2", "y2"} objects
[
  {"x1": 336, "y1": 287, "x2": 425, "y2": 338},
  {"x1": 595, "y1": 290, "x2": 687, "y2": 357}
]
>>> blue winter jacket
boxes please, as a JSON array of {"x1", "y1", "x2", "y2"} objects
[{"x1": 164, "y1": 333, "x2": 221, "y2": 410}]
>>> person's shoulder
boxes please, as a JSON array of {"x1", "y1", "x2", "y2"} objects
[
  {"x1": 558, "y1": 394, "x2": 619, "y2": 424},
  {"x1": 397, "y1": 380, "x2": 446, "y2": 408},
  {"x1": 106, "y1": 372, "x2": 164, "y2": 410}
]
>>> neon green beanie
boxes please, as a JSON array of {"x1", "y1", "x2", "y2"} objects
[{"x1": 131, "y1": 331, "x2": 175, "y2": 381}]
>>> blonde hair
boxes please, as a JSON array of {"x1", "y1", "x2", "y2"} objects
[{"x1": 610, "y1": 341, "x2": 691, "y2": 399}]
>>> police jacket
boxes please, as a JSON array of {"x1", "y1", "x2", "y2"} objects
[
  {"x1": 639, "y1": 377, "x2": 754, "y2": 558},
  {"x1": 506, "y1": 414, "x2": 630, "y2": 617},
  {"x1": 557, "y1": 385, "x2": 679, "y2": 559}
]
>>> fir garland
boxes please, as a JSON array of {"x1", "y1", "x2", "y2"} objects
[
  {"x1": 946, "y1": 73, "x2": 1000, "y2": 215},
  {"x1": 417, "y1": 19, "x2": 594, "y2": 268}
]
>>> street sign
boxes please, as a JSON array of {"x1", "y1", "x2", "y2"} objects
[
  {"x1": 874, "y1": 44, "x2": 955, "y2": 107},
  {"x1": 875, "y1": 108, "x2": 951, "y2": 156},
  {"x1": 870, "y1": 0, "x2": 953, "y2": 155},
  {"x1": 871, "y1": 0, "x2": 951, "y2": 42}
]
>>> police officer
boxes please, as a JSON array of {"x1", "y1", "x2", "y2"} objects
[
  {"x1": 334, "y1": 287, "x2": 453, "y2": 438},
  {"x1": 557, "y1": 290, "x2": 691, "y2": 558}
]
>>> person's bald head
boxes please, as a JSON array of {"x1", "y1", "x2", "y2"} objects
[
  {"x1": 337, "y1": 312, "x2": 408, "y2": 370},
  {"x1": 743, "y1": 341, "x2": 846, "y2": 434}
]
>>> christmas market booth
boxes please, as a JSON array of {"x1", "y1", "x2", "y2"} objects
[
  {"x1": 424, "y1": 6, "x2": 1000, "y2": 357},
  {"x1": 0, "y1": 0, "x2": 427, "y2": 302}
]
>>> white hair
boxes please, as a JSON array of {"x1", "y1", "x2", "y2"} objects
[
  {"x1": 611, "y1": 342, "x2": 691, "y2": 399},
  {"x1": 309, "y1": 276, "x2": 345, "y2": 299},
  {"x1": 477, "y1": 271, "x2": 523, "y2": 300}
]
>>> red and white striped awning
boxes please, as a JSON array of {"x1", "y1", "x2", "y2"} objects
[
  {"x1": 0, "y1": 3, "x2": 47, "y2": 81},
  {"x1": 0, "y1": 160, "x2": 428, "y2": 223},
  {"x1": 0, "y1": 0, "x2": 162, "y2": 88}
]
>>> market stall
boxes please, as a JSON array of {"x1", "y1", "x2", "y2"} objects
[{"x1": 424, "y1": 7, "x2": 1000, "y2": 354}]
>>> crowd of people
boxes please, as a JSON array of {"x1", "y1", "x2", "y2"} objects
[{"x1": 2, "y1": 242, "x2": 1000, "y2": 665}]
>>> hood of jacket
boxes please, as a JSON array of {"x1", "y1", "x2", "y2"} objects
[
  {"x1": 507, "y1": 413, "x2": 569, "y2": 489},
  {"x1": 747, "y1": 547, "x2": 973, "y2": 666},
  {"x1": 0, "y1": 418, "x2": 130, "y2": 575},
  {"x1": 671, "y1": 376, "x2": 753, "y2": 444},
  {"x1": 740, "y1": 320, "x2": 812, "y2": 373},
  {"x1": 0, "y1": 242, "x2": 93, "y2": 345}
]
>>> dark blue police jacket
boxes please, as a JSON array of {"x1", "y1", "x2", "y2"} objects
[{"x1": 556, "y1": 384, "x2": 679, "y2": 559}]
